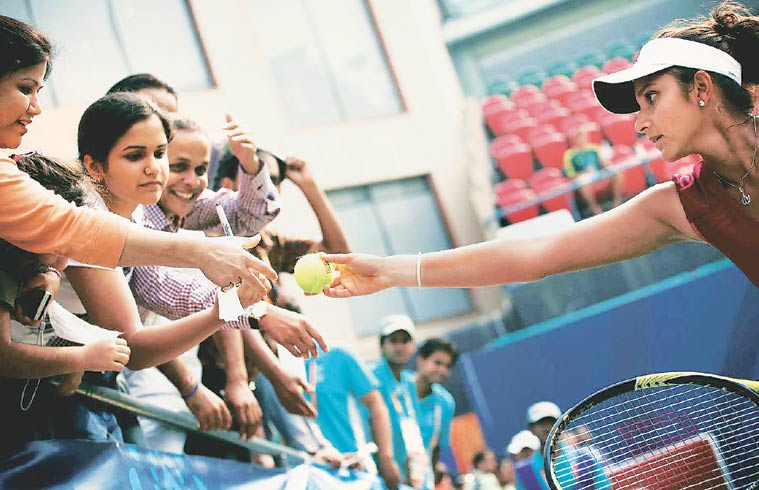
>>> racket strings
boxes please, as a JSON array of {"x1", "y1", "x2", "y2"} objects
[{"x1": 550, "y1": 383, "x2": 759, "y2": 489}]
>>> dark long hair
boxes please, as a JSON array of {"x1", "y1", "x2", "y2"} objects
[
  {"x1": 655, "y1": 1, "x2": 759, "y2": 114},
  {"x1": 77, "y1": 92, "x2": 172, "y2": 167},
  {"x1": 0, "y1": 15, "x2": 53, "y2": 79}
]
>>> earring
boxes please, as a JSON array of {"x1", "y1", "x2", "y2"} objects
[{"x1": 699, "y1": 100, "x2": 705, "y2": 107}]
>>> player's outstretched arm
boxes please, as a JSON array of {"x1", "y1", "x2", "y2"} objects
[{"x1": 323, "y1": 182, "x2": 696, "y2": 298}]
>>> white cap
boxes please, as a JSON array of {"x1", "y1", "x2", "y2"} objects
[
  {"x1": 379, "y1": 314, "x2": 416, "y2": 338},
  {"x1": 507, "y1": 430, "x2": 541, "y2": 455},
  {"x1": 593, "y1": 37, "x2": 742, "y2": 114},
  {"x1": 527, "y1": 401, "x2": 561, "y2": 424}
]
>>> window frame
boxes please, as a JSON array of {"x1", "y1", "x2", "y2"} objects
[{"x1": 327, "y1": 173, "x2": 473, "y2": 333}]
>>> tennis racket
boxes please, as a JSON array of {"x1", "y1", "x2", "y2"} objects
[{"x1": 543, "y1": 371, "x2": 759, "y2": 489}]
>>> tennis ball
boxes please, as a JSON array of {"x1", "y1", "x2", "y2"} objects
[{"x1": 293, "y1": 253, "x2": 333, "y2": 294}]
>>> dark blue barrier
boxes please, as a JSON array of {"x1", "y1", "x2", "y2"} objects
[
  {"x1": 0, "y1": 440, "x2": 385, "y2": 490},
  {"x1": 462, "y1": 259, "x2": 759, "y2": 453},
  {"x1": 505, "y1": 242, "x2": 725, "y2": 327}
]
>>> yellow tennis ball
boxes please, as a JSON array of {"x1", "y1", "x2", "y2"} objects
[{"x1": 293, "y1": 253, "x2": 333, "y2": 294}]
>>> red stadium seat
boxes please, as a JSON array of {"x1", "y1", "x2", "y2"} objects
[
  {"x1": 572, "y1": 66, "x2": 603, "y2": 90},
  {"x1": 607, "y1": 145, "x2": 647, "y2": 196},
  {"x1": 499, "y1": 188, "x2": 540, "y2": 224},
  {"x1": 542, "y1": 75, "x2": 574, "y2": 93},
  {"x1": 492, "y1": 142, "x2": 534, "y2": 179},
  {"x1": 649, "y1": 154, "x2": 701, "y2": 181},
  {"x1": 532, "y1": 132, "x2": 569, "y2": 169},
  {"x1": 481, "y1": 94, "x2": 510, "y2": 113},
  {"x1": 567, "y1": 121, "x2": 603, "y2": 146},
  {"x1": 490, "y1": 135, "x2": 525, "y2": 164},
  {"x1": 510, "y1": 84, "x2": 541, "y2": 100},
  {"x1": 490, "y1": 134, "x2": 524, "y2": 155},
  {"x1": 537, "y1": 107, "x2": 571, "y2": 131},
  {"x1": 530, "y1": 174, "x2": 575, "y2": 213},
  {"x1": 512, "y1": 91, "x2": 547, "y2": 109},
  {"x1": 558, "y1": 113, "x2": 590, "y2": 135},
  {"x1": 602, "y1": 57, "x2": 632, "y2": 74},
  {"x1": 503, "y1": 117, "x2": 539, "y2": 142},
  {"x1": 570, "y1": 96, "x2": 609, "y2": 123},
  {"x1": 602, "y1": 113, "x2": 638, "y2": 146},
  {"x1": 494, "y1": 178, "x2": 528, "y2": 203},
  {"x1": 647, "y1": 157, "x2": 671, "y2": 183},
  {"x1": 486, "y1": 107, "x2": 530, "y2": 135},
  {"x1": 529, "y1": 167, "x2": 564, "y2": 186},
  {"x1": 526, "y1": 124, "x2": 559, "y2": 144},
  {"x1": 524, "y1": 99, "x2": 565, "y2": 118},
  {"x1": 563, "y1": 89, "x2": 595, "y2": 110}
]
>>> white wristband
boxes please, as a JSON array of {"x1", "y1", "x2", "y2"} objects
[{"x1": 416, "y1": 252, "x2": 423, "y2": 289}]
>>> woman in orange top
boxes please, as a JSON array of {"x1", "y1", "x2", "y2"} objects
[{"x1": 0, "y1": 14, "x2": 275, "y2": 292}]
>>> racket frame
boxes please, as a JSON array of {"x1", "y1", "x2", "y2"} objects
[{"x1": 542, "y1": 371, "x2": 759, "y2": 490}]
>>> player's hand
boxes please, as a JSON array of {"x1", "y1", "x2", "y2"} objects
[
  {"x1": 272, "y1": 372, "x2": 317, "y2": 417},
  {"x1": 224, "y1": 380, "x2": 262, "y2": 441},
  {"x1": 185, "y1": 383, "x2": 233, "y2": 432},
  {"x1": 54, "y1": 371, "x2": 84, "y2": 397},
  {"x1": 199, "y1": 235, "x2": 277, "y2": 291},
  {"x1": 321, "y1": 253, "x2": 391, "y2": 298},
  {"x1": 259, "y1": 305, "x2": 328, "y2": 359},
  {"x1": 224, "y1": 114, "x2": 260, "y2": 174},
  {"x1": 81, "y1": 337, "x2": 131, "y2": 372}
]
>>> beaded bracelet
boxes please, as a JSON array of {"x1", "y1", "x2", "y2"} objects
[{"x1": 181, "y1": 380, "x2": 200, "y2": 399}]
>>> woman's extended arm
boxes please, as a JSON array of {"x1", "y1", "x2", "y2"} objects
[
  {"x1": 66, "y1": 266, "x2": 259, "y2": 370},
  {"x1": 0, "y1": 158, "x2": 276, "y2": 288},
  {"x1": 324, "y1": 183, "x2": 698, "y2": 296}
]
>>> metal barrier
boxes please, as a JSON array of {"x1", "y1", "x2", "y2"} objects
[{"x1": 55, "y1": 379, "x2": 309, "y2": 467}]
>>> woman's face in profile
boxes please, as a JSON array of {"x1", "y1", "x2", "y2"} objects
[
  {"x1": 634, "y1": 73, "x2": 702, "y2": 162},
  {"x1": 0, "y1": 62, "x2": 46, "y2": 149}
]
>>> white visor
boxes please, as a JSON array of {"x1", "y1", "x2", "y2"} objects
[{"x1": 593, "y1": 37, "x2": 742, "y2": 114}]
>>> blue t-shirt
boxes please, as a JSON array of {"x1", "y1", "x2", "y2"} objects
[
  {"x1": 371, "y1": 359, "x2": 424, "y2": 485},
  {"x1": 416, "y1": 383, "x2": 455, "y2": 454},
  {"x1": 306, "y1": 348, "x2": 378, "y2": 453},
  {"x1": 515, "y1": 451, "x2": 550, "y2": 490}
]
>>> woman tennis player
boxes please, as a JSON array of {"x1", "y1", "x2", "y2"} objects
[{"x1": 321, "y1": 1, "x2": 759, "y2": 298}]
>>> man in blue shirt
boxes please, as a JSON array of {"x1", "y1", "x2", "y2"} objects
[
  {"x1": 414, "y1": 337, "x2": 458, "y2": 468},
  {"x1": 305, "y1": 347, "x2": 401, "y2": 489},
  {"x1": 373, "y1": 314, "x2": 432, "y2": 490}
]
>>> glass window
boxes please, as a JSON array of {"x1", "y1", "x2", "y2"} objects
[
  {"x1": 328, "y1": 177, "x2": 471, "y2": 336},
  {"x1": 251, "y1": 0, "x2": 402, "y2": 125},
  {"x1": 2, "y1": 0, "x2": 211, "y2": 106}
]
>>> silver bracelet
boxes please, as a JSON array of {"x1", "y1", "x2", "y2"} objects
[{"x1": 416, "y1": 252, "x2": 423, "y2": 289}]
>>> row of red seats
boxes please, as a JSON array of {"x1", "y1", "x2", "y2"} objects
[
  {"x1": 494, "y1": 168, "x2": 575, "y2": 223},
  {"x1": 485, "y1": 93, "x2": 637, "y2": 146},
  {"x1": 490, "y1": 113, "x2": 637, "y2": 179},
  {"x1": 494, "y1": 149, "x2": 701, "y2": 224},
  {"x1": 483, "y1": 62, "x2": 636, "y2": 139}
]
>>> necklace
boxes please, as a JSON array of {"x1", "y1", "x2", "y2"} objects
[{"x1": 713, "y1": 115, "x2": 758, "y2": 206}]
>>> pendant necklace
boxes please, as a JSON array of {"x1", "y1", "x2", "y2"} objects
[{"x1": 713, "y1": 114, "x2": 758, "y2": 206}]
